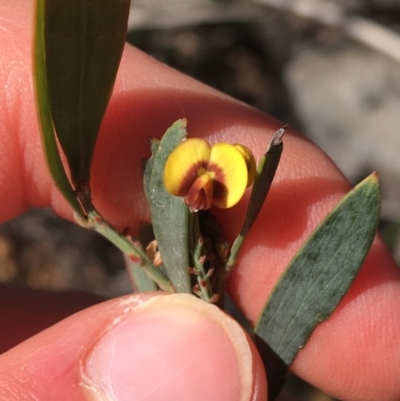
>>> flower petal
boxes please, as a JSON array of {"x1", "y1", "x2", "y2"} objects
[
  {"x1": 234, "y1": 144, "x2": 257, "y2": 188},
  {"x1": 208, "y1": 143, "x2": 248, "y2": 208},
  {"x1": 185, "y1": 173, "x2": 214, "y2": 212},
  {"x1": 164, "y1": 138, "x2": 211, "y2": 196}
]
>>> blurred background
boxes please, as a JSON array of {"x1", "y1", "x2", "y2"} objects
[{"x1": 2, "y1": 1, "x2": 400, "y2": 399}]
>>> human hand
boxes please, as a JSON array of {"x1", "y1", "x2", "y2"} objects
[{"x1": 1, "y1": 1, "x2": 400, "y2": 400}]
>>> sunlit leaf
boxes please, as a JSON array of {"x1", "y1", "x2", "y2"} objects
[
  {"x1": 255, "y1": 174, "x2": 381, "y2": 366},
  {"x1": 146, "y1": 119, "x2": 192, "y2": 293},
  {"x1": 143, "y1": 138, "x2": 160, "y2": 203}
]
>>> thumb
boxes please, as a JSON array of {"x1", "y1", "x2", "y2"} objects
[{"x1": 0, "y1": 293, "x2": 266, "y2": 401}]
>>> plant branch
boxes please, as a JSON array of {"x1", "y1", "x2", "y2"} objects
[{"x1": 75, "y1": 181, "x2": 175, "y2": 293}]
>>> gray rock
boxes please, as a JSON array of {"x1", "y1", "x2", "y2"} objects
[{"x1": 285, "y1": 44, "x2": 400, "y2": 219}]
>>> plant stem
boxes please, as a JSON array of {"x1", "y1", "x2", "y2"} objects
[
  {"x1": 76, "y1": 182, "x2": 175, "y2": 293},
  {"x1": 189, "y1": 211, "x2": 215, "y2": 302}
]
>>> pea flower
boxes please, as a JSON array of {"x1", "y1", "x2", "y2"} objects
[{"x1": 164, "y1": 138, "x2": 256, "y2": 212}]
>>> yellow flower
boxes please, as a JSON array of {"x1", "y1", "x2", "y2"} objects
[{"x1": 164, "y1": 138, "x2": 256, "y2": 212}]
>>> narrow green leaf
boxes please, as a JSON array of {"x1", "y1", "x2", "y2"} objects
[
  {"x1": 142, "y1": 138, "x2": 160, "y2": 203},
  {"x1": 43, "y1": 0, "x2": 130, "y2": 185},
  {"x1": 33, "y1": 0, "x2": 84, "y2": 217},
  {"x1": 146, "y1": 119, "x2": 192, "y2": 293},
  {"x1": 226, "y1": 127, "x2": 284, "y2": 272},
  {"x1": 255, "y1": 174, "x2": 381, "y2": 365},
  {"x1": 124, "y1": 223, "x2": 159, "y2": 292},
  {"x1": 240, "y1": 127, "x2": 284, "y2": 238},
  {"x1": 125, "y1": 255, "x2": 158, "y2": 292}
]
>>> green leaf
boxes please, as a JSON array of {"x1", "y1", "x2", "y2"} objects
[
  {"x1": 125, "y1": 255, "x2": 158, "y2": 292},
  {"x1": 34, "y1": 0, "x2": 84, "y2": 217},
  {"x1": 43, "y1": 0, "x2": 130, "y2": 185},
  {"x1": 226, "y1": 127, "x2": 284, "y2": 273},
  {"x1": 146, "y1": 119, "x2": 192, "y2": 293},
  {"x1": 255, "y1": 174, "x2": 381, "y2": 366},
  {"x1": 123, "y1": 223, "x2": 159, "y2": 292},
  {"x1": 240, "y1": 127, "x2": 284, "y2": 238},
  {"x1": 142, "y1": 138, "x2": 160, "y2": 203}
]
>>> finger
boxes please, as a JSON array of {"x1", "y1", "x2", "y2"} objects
[
  {"x1": 0, "y1": 0, "x2": 280, "y2": 226},
  {"x1": 0, "y1": 293, "x2": 267, "y2": 401},
  {"x1": 0, "y1": 283, "x2": 105, "y2": 353},
  {"x1": 1, "y1": 2, "x2": 400, "y2": 401}
]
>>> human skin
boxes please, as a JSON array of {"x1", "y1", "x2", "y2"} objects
[{"x1": 0, "y1": 1, "x2": 400, "y2": 400}]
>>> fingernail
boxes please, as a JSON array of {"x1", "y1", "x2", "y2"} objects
[{"x1": 81, "y1": 293, "x2": 253, "y2": 401}]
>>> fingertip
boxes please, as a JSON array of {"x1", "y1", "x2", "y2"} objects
[
  {"x1": 0, "y1": 293, "x2": 266, "y2": 401},
  {"x1": 83, "y1": 294, "x2": 264, "y2": 401}
]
